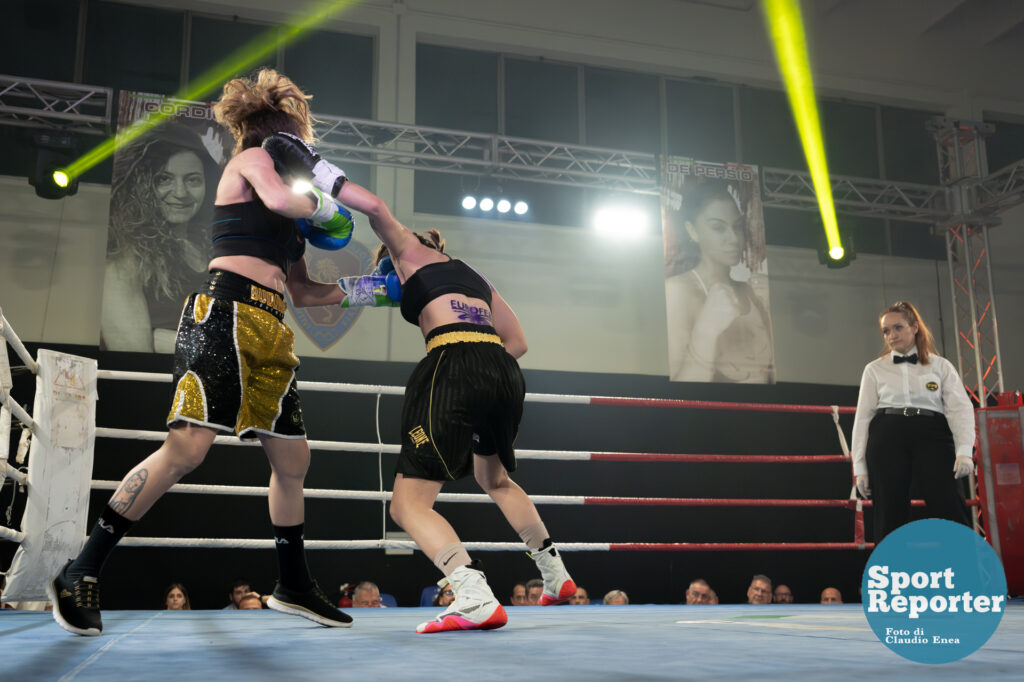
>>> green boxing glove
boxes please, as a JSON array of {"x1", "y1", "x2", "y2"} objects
[
  {"x1": 308, "y1": 186, "x2": 354, "y2": 246},
  {"x1": 339, "y1": 273, "x2": 402, "y2": 308}
]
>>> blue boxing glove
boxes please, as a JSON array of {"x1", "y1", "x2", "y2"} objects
[
  {"x1": 372, "y1": 255, "x2": 395, "y2": 277},
  {"x1": 338, "y1": 273, "x2": 402, "y2": 308},
  {"x1": 306, "y1": 186, "x2": 353, "y2": 248},
  {"x1": 297, "y1": 218, "x2": 350, "y2": 251}
]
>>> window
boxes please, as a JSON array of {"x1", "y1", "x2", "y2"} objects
[
  {"x1": 584, "y1": 66, "x2": 659, "y2": 153},
  {"x1": 880, "y1": 106, "x2": 940, "y2": 185},
  {"x1": 821, "y1": 100, "x2": 879, "y2": 178},
  {"x1": 189, "y1": 16, "x2": 270, "y2": 86},
  {"x1": 504, "y1": 58, "x2": 578, "y2": 143},
  {"x1": 665, "y1": 79, "x2": 736, "y2": 162},
  {"x1": 738, "y1": 87, "x2": 804, "y2": 170},
  {"x1": 284, "y1": 29, "x2": 374, "y2": 119},
  {"x1": 416, "y1": 44, "x2": 497, "y2": 133},
  {"x1": 84, "y1": 1, "x2": 184, "y2": 96},
  {"x1": 984, "y1": 116, "x2": 1024, "y2": 174},
  {"x1": 1, "y1": 0, "x2": 79, "y2": 83}
]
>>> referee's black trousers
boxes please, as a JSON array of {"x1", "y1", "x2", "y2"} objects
[{"x1": 865, "y1": 413, "x2": 972, "y2": 542}]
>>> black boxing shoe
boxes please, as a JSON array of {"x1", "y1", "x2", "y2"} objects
[
  {"x1": 47, "y1": 560, "x2": 102, "y2": 636},
  {"x1": 267, "y1": 580, "x2": 353, "y2": 628}
]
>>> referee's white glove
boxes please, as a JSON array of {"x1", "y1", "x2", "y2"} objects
[
  {"x1": 856, "y1": 474, "x2": 871, "y2": 499},
  {"x1": 953, "y1": 455, "x2": 974, "y2": 479}
]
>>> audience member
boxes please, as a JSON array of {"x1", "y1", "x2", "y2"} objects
[
  {"x1": 237, "y1": 592, "x2": 263, "y2": 610},
  {"x1": 708, "y1": 588, "x2": 719, "y2": 605},
  {"x1": 820, "y1": 587, "x2": 843, "y2": 604},
  {"x1": 525, "y1": 578, "x2": 544, "y2": 605},
  {"x1": 223, "y1": 576, "x2": 251, "y2": 610},
  {"x1": 509, "y1": 582, "x2": 528, "y2": 606},
  {"x1": 685, "y1": 579, "x2": 715, "y2": 605},
  {"x1": 773, "y1": 584, "x2": 794, "y2": 604},
  {"x1": 162, "y1": 582, "x2": 191, "y2": 610},
  {"x1": 603, "y1": 590, "x2": 629, "y2": 605},
  {"x1": 352, "y1": 581, "x2": 384, "y2": 608},
  {"x1": 746, "y1": 574, "x2": 772, "y2": 605},
  {"x1": 433, "y1": 578, "x2": 455, "y2": 607},
  {"x1": 568, "y1": 586, "x2": 589, "y2": 605}
]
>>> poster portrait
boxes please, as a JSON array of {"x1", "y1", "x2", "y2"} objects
[
  {"x1": 662, "y1": 157, "x2": 775, "y2": 383},
  {"x1": 100, "y1": 92, "x2": 231, "y2": 353}
]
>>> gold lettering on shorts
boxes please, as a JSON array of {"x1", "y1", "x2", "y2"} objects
[
  {"x1": 249, "y1": 285, "x2": 286, "y2": 314},
  {"x1": 409, "y1": 426, "x2": 430, "y2": 448}
]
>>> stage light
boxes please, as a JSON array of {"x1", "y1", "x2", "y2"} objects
[
  {"x1": 29, "y1": 131, "x2": 78, "y2": 199},
  {"x1": 496, "y1": 199, "x2": 511, "y2": 214},
  {"x1": 762, "y1": 0, "x2": 844, "y2": 262},
  {"x1": 461, "y1": 195, "x2": 477, "y2": 210},
  {"x1": 514, "y1": 201, "x2": 528, "y2": 215},
  {"x1": 479, "y1": 197, "x2": 494, "y2": 212},
  {"x1": 817, "y1": 227, "x2": 855, "y2": 268},
  {"x1": 593, "y1": 205, "x2": 649, "y2": 237},
  {"x1": 291, "y1": 179, "x2": 313, "y2": 195}
]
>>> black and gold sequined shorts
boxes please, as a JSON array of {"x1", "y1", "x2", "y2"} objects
[{"x1": 166, "y1": 269, "x2": 305, "y2": 439}]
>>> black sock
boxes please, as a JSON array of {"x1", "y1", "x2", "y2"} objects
[
  {"x1": 274, "y1": 524, "x2": 313, "y2": 591},
  {"x1": 69, "y1": 505, "x2": 134, "y2": 579}
]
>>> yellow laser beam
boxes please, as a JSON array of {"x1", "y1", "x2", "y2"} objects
[
  {"x1": 65, "y1": 0, "x2": 358, "y2": 180},
  {"x1": 762, "y1": 0, "x2": 843, "y2": 260}
]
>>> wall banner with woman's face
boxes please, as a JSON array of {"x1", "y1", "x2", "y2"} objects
[
  {"x1": 100, "y1": 91, "x2": 231, "y2": 353},
  {"x1": 661, "y1": 156, "x2": 775, "y2": 384}
]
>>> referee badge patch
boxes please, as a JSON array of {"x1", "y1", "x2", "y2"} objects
[{"x1": 926, "y1": 381, "x2": 939, "y2": 392}]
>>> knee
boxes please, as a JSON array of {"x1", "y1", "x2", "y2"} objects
[
  {"x1": 475, "y1": 467, "x2": 507, "y2": 493},
  {"x1": 163, "y1": 440, "x2": 208, "y2": 475},
  {"x1": 388, "y1": 498, "x2": 406, "y2": 528}
]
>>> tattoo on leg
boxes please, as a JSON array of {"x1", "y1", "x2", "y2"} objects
[{"x1": 110, "y1": 469, "x2": 148, "y2": 515}]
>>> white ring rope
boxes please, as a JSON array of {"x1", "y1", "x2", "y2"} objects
[
  {"x1": 117, "y1": 537, "x2": 610, "y2": 551},
  {"x1": 1, "y1": 459, "x2": 27, "y2": 485},
  {"x1": 91, "y1": 480, "x2": 586, "y2": 505},
  {"x1": 0, "y1": 388, "x2": 37, "y2": 433}
]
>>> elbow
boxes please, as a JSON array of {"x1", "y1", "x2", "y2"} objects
[
  {"x1": 507, "y1": 339, "x2": 527, "y2": 359},
  {"x1": 262, "y1": 190, "x2": 292, "y2": 215}
]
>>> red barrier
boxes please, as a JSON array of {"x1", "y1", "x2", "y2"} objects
[{"x1": 976, "y1": 405, "x2": 1024, "y2": 596}]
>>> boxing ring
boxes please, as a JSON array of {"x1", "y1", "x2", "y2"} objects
[{"x1": 2, "y1": 310, "x2": 1023, "y2": 679}]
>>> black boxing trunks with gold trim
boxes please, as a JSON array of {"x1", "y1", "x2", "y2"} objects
[
  {"x1": 166, "y1": 270, "x2": 305, "y2": 439},
  {"x1": 396, "y1": 322, "x2": 525, "y2": 481}
]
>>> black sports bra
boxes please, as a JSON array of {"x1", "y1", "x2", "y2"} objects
[
  {"x1": 211, "y1": 198, "x2": 305, "y2": 276},
  {"x1": 400, "y1": 259, "x2": 492, "y2": 325}
]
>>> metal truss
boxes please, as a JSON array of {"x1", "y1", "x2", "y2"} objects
[
  {"x1": 930, "y1": 118, "x2": 1005, "y2": 405},
  {"x1": 0, "y1": 75, "x2": 112, "y2": 136},
  {"x1": 314, "y1": 115, "x2": 661, "y2": 194},
  {"x1": 761, "y1": 167, "x2": 948, "y2": 223},
  {"x1": 975, "y1": 158, "x2": 1024, "y2": 215}
]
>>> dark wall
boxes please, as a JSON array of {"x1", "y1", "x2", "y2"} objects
[{"x1": 5, "y1": 343, "x2": 916, "y2": 609}]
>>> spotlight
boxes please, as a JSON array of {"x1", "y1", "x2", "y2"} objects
[
  {"x1": 513, "y1": 201, "x2": 528, "y2": 215},
  {"x1": 291, "y1": 179, "x2": 313, "y2": 195},
  {"x1": 29, "y1": 131, "x2": 78, "y2": 199},
  {"x1": 496, "y1": 199, "x2": 511, "y2": 214},
  {"x1": 817, "y1": 228, "x2": 855, "y2": 268},
  {"x1": 479, "y1": 197, "x2": 494, "y2": 212},
  {"x1": 593, "y1": 205, "x2": 649, "y2": 237},
  {"x1": 461, "y1": 195, "x2": 477, "y2": 210}
]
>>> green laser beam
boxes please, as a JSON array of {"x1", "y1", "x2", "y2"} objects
[
  {"x1": 66, "y1": 0, "x2": 358, "y2": 179},
  {"x1": 762, "y1": 0, "x2": 843, "y2": 259}
]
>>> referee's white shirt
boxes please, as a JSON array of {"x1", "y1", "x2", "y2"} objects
[{"x1": 850, "y1": 350, "x2": 976, "y2": 476}]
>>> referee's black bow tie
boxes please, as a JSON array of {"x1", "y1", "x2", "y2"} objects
[{"x1": 894, "y1": 354, "x2": 918, "y2": 365}]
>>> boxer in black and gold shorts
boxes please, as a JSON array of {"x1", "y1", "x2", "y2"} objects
[
  {"x1": 397, "y1": 322, "x2": 526, "y2": 481},
  {"x1": 167, "y1": 268, "x2": 304, "y2": 439}
]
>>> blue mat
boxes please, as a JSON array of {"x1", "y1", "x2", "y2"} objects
[{"x1": 3, "y1": 604, "x2": 1022, "y2": 680}]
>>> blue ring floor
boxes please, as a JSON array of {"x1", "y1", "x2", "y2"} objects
[{"x1": 3, "y1": 604, "x2": 1022, "y2": 680}]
